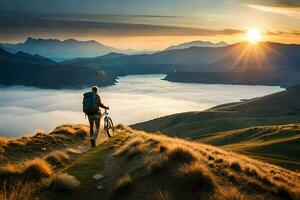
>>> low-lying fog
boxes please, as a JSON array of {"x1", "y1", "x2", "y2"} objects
[{"x1": 0, "y1": 75, "x2": 283, "y2": 137}]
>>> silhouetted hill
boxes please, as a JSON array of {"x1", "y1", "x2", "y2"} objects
[
  {"x1": 165, "y1": 40, "x2": 228, "y2": 51},
  {"x1": 61, "y1": 52, "x2": 127, "y2": 65},
  {"x1": 0, "y1": 48, "x2": 55, "y2": 65},
  {"x1": 0, "y1": 48, "x2": 116, "y2": 89},
  {"x1": 133, "y1": 86, "x2": 300, "y2": 138},
  {"x1": 0, "y1": 37, "x2": 125, "y2": 60},
  {"x1": 73, "y1": 42, "x2": 300, "y2": 71}
]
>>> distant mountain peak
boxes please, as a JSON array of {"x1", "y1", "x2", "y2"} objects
[
  {"x1": 1, "y1": 37, "x2": 129, "y2": 59},
  {"x1": 165, "y1": 40, "x2": 228, "y2": 51}
]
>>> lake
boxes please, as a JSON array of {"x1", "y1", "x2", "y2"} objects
[{"x1": 0, "y1": 74, "x2": 283, "y2": 137}]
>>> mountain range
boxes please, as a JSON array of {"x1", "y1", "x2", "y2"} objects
[
  {"x1": 65, "y1": 42, "x2": 300, "y2": 72},
  {"x1": 63, "y1": 41, "x2": 300, "y2": 87},
  {"x1": 0, "y1": 37, "x2": 133, "y2": 61},
  {"x1": 0, "y1": 48, "x2": 115, "y2": 89},
  {"x1": 164, "y1": 40, "x2": 228, "y2": 51},
  {"x1": 1, "y1": 40, "x2": 300, "y2": 89}
]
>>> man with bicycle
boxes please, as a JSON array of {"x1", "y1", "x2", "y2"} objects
[{"x1": 83, "y1": 86, "x2": 109, "y2": 147}]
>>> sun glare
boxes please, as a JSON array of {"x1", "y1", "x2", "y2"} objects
[{"x1": 246, "y1": 28, "x2": 262, "y2": 44}]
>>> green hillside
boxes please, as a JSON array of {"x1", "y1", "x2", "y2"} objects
[
  {"x1": 132, "y1": 86, "x2": 300, "y2": 169},
  {"x1": 132, "y1": 85, "x2": 300, "y2": 137},
  {"x1": 197, "y1": 124, "x2": 300, "y2": 169}
]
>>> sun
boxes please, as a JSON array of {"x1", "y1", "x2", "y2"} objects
[{"x1": 246, "y1": 28, "x2": 262, "y2": 44}]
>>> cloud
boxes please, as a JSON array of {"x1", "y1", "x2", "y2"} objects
[
  {"x1": 0, "y1": 75, "x2": 283, "y2": 137},
  {"x1": 246, "y1": 1, "x2": 300, "y2": 18},
  {"x1": 266, "y1": 30, "x2": 300, "y2": 36},
  {"x1": 0, "y1": 11, "x2": 243, "y2": 40}
]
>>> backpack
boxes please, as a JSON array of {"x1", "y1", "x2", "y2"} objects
[{"x1": 82, "y1": 92, "x2": 99, "y2": 115}]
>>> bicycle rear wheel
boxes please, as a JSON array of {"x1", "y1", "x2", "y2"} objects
[{"x1": 104, "y1": 116, "x2": 114, "y2": 137}]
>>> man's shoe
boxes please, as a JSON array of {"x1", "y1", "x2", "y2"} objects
[{"x1": 91, "y1": 139, "x2": 96, "y2": 147}]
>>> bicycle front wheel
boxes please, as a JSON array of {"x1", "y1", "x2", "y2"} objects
[{"x1": 104, "y1": 116, "x2": 114, "y2": 138}]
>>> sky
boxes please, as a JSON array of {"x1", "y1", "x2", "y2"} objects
[{"x1": 0, "y1": 0, "x2": 300, "y2": 50}]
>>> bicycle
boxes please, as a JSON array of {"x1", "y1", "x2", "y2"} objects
[{"x1": 103, "y1": 109, "x2": 114, "y2": 137}]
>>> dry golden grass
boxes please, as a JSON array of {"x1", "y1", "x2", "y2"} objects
[
  {"x1": 230, "y1": 161, "x2": 242, "y2": 171},
  {"x1": 0, "y1": 125, "x2": 88, "y2": 166},
  {"x1": 50, "y1": 124, "x2": 88, "y2": 139},
  {"x1": 0, "y1": 138, "x2": 6, "y2": 157},
  {"x1": 7, "y1": 139, "x2": 25, "y2": 147},
  {"x1": 49, "y1": 173, "x2": 80, "y2": 192},
  {"x1": 167, "y1": 146, "x2": 197, "y2": 164},
  {"x1": 1, "y1": 180, "x2": 36, "y2": 200},
  {"x1": 0, "y1": 125, "x2": 90, "y2": 200},
  {"x1": 0, "y1": 163, "x2": 21, "y2": 179},
  {"x1": 112, "y1": 127, "x2": 300, "y2": 200},
  {"x1": 126, "y1": 145, "x2": 145, "y2": 159},
  {"x1": 0, "y1": 158, "x2": 52, "y2": 181},
  {"x1": 0, "y1": 138, "x2": 8, "y2": 144},
  {"x1": 45, "y1": 151, "x2": 70, "y2": 168},
  {"x1": 152, "y1": 190, "x2": 172, "y2": 200},
  {"x1": 114, "y1": 137, "x2": 145, "y2": 156},
  {"x1": 22, "y1": 158, "x2": 52, "y2": 180},
  {"x1": 220, "y1": 188, "x2": 246, "y2": 200},
  {"x1": 178, "y1": 161, "x2": 216, "y2": 192},
  {"x1": 65, "y1": 148, "x2": 80, "y2": 155},
  {"x1": 148, "y1": 155, "x2": 169, "y2": 174},
  {"x1": 114, "y1": 174, "x2": 133, "y2": 193},
  {"x1": 115, "y1": 123, "x2": 126, "y2": 130}
]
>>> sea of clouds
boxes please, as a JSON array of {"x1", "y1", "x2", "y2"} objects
[{"x1": 0, "y1": 75, "x2": 283, "y2": 137}]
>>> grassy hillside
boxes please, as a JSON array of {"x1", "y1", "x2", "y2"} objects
[
  {"x1": 0, "y1": 125, "x2": 89, "y2": 165},
  {"x1": 197, "y1": 123, "x2": 300, "y2": 169},
  {"x1": 133, "y1": 85, "x2": 300, "y2": 137},
  {"x1": 132, "y1": 86, "x2": 300, "y2": 169},
  {"x1": 2, "y1": 126, "x2": 299, "y2": 199}
]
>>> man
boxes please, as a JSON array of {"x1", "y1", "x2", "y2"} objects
[{"x1": 84, "y1": 86, "x2": 109, "y2": 147}]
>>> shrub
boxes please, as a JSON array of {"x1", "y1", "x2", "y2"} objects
[
  {"x1": 221, "y1": 188, "x2": 246, "y2": 200},
  {"x1": 0, "y1": 164, "x2": 21, "y2": 180},
  {"x1": 178, "y1": 161, "x2": 216, "y2": 192},
  {"x1": 115, "y1": 124, "x2": 126, "y2": 130},
  {"x1": 126, "y1": 146, "x2": 144, "y2": 160},
  {"x1": 148, "y1": 156, "x2": 169, "y2": 174},
  {"x1": 22, "y1": 158, "x2": 52, "y2": 180},
  {"x1": 114, "y1": 174, "x2": 132, "y2": 193},
  {"x1": 49, "y1": 173, "x2": 80, "y2": 192},
  {"x1": 0, "y1": 138, "x2": 8, "y2": 148},
  {"x1": 208, "y1": 155, "x2": 215, "y2": 160},
  {"x1": 50, "y1": 125, "x2": 88, "y2": 139},
  {"x1": 114, "y1": 138, "x2": 144, "y2": 156},
  {"x1": 74, "y1": 130, "x2": 87, "y2": 139},
  {"x1": 214, "y1": 158, "x2": 223, "y2": 163},
  {"x1": 7, "y1": 140, "x2": 25, "y2": 147},
  {"x1": 230, "y1": 162, "x2": 242, "y2": 171},
  {"x1": 45, "y1": 151, "x2": 70, "y2": 168},
  {"x1": 167, "y1": 146, "x2": 197, "y2": 164}
]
